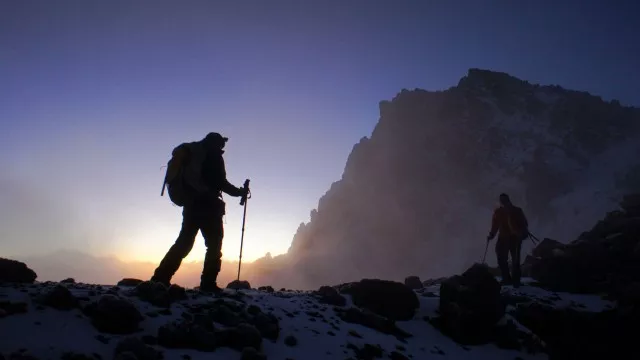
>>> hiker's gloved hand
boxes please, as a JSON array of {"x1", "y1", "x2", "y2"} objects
[{"x1": 486, "y1": 233, "x2": 494, "y2": 242}]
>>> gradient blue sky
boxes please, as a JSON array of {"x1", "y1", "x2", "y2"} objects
[{"x1": 1, "y1": 1, "x2": 638, "y2": 264}]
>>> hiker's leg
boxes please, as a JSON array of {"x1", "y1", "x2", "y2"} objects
[
  {"x1": 199, "y1": 214, "x2": 225, "y2": 289},
  {"x1": 495, "y1": 238, "x2": 512, "y2": 284},
  {"x1": 152, "y1": 209, "x2": 199, "y2": 285},
  {"x1": 510, "y1": 237, "x2": 522, "y2": 285}
]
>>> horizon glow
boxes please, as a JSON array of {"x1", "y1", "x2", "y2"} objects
[{"x1": 1, "y1": 1, "x2": 638, "y2": 273}]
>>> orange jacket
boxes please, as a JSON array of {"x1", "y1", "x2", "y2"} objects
[{"x1": 489, "y1": 205, "x2": 528, "y2": 240}]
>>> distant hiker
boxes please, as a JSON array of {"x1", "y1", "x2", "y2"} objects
[
  {"x1": 152, "y1": 132, "x2": 248, "y2": 293},
  {"x1": 486, "y1": 193, "x2": 529, "y2": 287}
]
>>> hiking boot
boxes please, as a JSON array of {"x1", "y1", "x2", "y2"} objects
[
  {"x1": 500, "y1": 279, "x2": 513, "y2": 286},
  {"x1": 150, "y1": 276, "x2": 170, "y2": 288},
  {"x1": 198, "y1": 283, "x2": 223, "y2": 294}
]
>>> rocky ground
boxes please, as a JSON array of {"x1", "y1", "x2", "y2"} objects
[{"x1": 2, "y1": 194, "x2": 639, "y2": 360}]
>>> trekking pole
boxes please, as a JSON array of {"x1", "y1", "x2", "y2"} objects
[
  {"x1": 482, "y1": 240, "x2": 489, "y2": 264},
  {"x1": 237, "y1": 179, "x2": 251, "y2": 281}
]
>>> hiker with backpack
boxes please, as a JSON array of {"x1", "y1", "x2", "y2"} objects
[
  {"x1": 486, "y1": 193, "x2": 529, "y2": 288},
  {"x1": 152, "y1": 132, "x2": 249, "y2": 293}
]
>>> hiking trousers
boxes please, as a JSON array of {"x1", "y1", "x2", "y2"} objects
[
  {"x1": 495, "y1": 235, "x2": 522, "y2": 284},
  {"x1": 152, "y1": 206, "x2": 224, "y2": 287}
]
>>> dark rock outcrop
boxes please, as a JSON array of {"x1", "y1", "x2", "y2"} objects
[
  {"x1": 514, "y1": 302, "x2": 640, "y2": 359},
  {"x1": 433, "y1": 263, "x2": 505, "y2": 345},
  {"x1": 0, "y1": 258, "x2": 37, "y2": 283},
  {"x1": 404, "y1": 276, "x2": 422, "y2": 290},
  {"x1": 529, "y1": 194, "x2": 640, "y2": 295},
  {"x1": 339, "y1": 279, "x2": 419, "y2": 321}
]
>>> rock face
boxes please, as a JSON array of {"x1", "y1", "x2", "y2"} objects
[
  {"x1": 435, "y1": 263, "x2": 505, "y2": 344},
  {"x1": 248, "y1": 68, "x2": 640, "y2": 289},
  {"x1": 0, "y1": 258, "x2": 37, "y2": 283},
  {"x1": 529, "y1": 194, "x2": 640, "y2": 295}
]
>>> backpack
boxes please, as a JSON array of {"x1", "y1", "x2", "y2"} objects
[
  {"x1": 507, "y1": 207, "x2": 529, "y2": 241},
  {"x1": 160, "y1": 143, "x2": 192, "y2": 207}
]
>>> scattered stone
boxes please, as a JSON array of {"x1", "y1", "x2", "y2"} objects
[
  {"x1": 0, "y1": 258, "x2": 37, "y2": 283},
  {"x1": 404, "y1": 276, "x2": 422, "y2": 290},
  {"x1": 240, "y1": 347, "x2": 267, "y2": 360},
  {"x1": 157, "y1": 319, "x2": 217, "y2": 352},
  {"x1": 60, "y1": 352, "x2": 94, "y2": 360},
  {"x1": 217, "y1": 323, "x2": 262, "y2": 351},
  {"x1": 284, "y1": 335, "x2": 298, "y2": 347},
  {"x1": 60, "y1": 278, "x2": 76, "y2": 284},
  {"x1": 336, "y1": 307, "x2": 411, "y2": 340},
  {"x1": 390, "y1": 351, "x2": 410, "y2": 360},
  {"x1": 114, "y1": 337, "x2": 162, "y2": 360},
  {"x1": 113, "y1": 352, "x2": 137, "y2": 360},
  {"x1": 258, "y1": 286, "x2": 274, "y2": 293}
]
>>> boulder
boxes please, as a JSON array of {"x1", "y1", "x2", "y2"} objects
[
  {"x1": 38, "y1": 284, "x2": 78, "y2": 310},
  {"x1": 84, "y1": 294, "x2": 143, "y2": 334},
  {"x1": 435, "y1": 263, "x2": 505, "y2": 344},
  {"x1": 340, "y1": 279, "x2": 419, "y2": 321},
  {"x1": 314, "y1": 286, "x2": 346, "y2": 306},
  {"x1": 227, "y1": 280, "x2": 251, "y2": 290},
  {"x1": 0, "y1": 258, "x2": 37, "y2": 283},
  {"x1": 117, "y1": 278, "x2": 145, "y2": 287},
  {"x1": 404, "y1": 276, "x2": 422, "y2": 289}
]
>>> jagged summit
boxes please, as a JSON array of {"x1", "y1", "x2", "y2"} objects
[{"x1": 248, "y1": 69, "x2": 640, "y2": 291}]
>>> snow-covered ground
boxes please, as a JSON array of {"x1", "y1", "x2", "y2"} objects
[{"x1": 0, "y1": 280, "x2": 570, "y2": 360}]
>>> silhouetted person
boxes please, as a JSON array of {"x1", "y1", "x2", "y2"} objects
[
  {"x1": 486, "y1": 193, "x2": 529, "y2": 287},
  {"x1": 151, "y1": 132, "x2": 247, "y2": 293}
]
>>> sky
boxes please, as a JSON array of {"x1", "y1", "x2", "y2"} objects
[{"x1": 1, "y1": 1, "x2": 639, "y2": 269}]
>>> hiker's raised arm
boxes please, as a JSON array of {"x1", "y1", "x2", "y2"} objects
[{"x1": 221, "y1": 179, "x2": 245, "y2": 197}]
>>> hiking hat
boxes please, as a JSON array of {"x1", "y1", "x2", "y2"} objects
[{"x1": 204, "y1": 132, "x2": 228, "y2": 143}]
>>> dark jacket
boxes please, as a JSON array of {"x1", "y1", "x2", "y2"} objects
[{"x1": 202, "y1": 149, "x2": 244, "y2": 197}]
